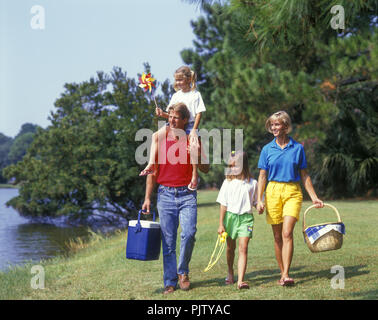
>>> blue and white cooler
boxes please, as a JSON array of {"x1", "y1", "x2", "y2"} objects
[{"x1": 126, "y1": 210, "x2": 161, "y2": 261}]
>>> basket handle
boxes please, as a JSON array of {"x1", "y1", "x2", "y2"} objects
[{"x1": 302, "y1": 203, "x2": 342, "y2": 230}]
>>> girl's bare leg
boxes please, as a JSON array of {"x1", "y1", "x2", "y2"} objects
[
  {"x1": 226, "y1": 237, "x2": 236, "y2": 284},
  {"x1": 237, "y1": 237, "x2": 250, "y2": 286},
  {"x1": 188, "y1": 134, "x2": 199, "y2": 190}
]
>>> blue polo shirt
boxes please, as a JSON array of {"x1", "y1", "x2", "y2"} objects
[{"x1": 258, "y1": 137, "x2": 307, "y2": 182}]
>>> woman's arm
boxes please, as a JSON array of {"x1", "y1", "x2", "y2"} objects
[
  {"x1": 257, "y1": 169, "x2": 267, "y2": 214},
  {"x1": 300, "y1": 169, "x2": 324, "y2": 208}
]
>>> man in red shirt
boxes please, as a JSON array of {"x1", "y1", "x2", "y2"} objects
[{"x1": 142, "y1": 102, "x2": 209, "y2": 294}]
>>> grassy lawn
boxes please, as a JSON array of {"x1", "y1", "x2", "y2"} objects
[{"x1": 0, "y1": 190, "x2": 377, "y2": 300}]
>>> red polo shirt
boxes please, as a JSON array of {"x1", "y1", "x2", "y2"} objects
[{"x1": 156, "y1": 136, "x2": 192, "y2": 187}]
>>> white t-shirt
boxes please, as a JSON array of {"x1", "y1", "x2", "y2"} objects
[
  {"x1": 216, "y1": 178, "x2": 258, "y2": 215},
  {"x1": 167, "y1": 90, "x2": 206, "y2": 122}
]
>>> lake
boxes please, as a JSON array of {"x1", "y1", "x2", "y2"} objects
[{"x1": 0, "y1": 188, "x2": 90, "y2": 272}]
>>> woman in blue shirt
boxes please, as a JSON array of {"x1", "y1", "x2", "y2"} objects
[{"x1": 256, "y1": 111, "x2": 323, "y2": 286}]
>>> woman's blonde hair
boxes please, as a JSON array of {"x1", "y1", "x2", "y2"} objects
[
  {"x1": 225, "y1": 151, "x2": 252, "y2": 181},
  {"x1": 265, "y1": 110, "x2": 292, "y2": 134},
  {"x1": 173, "y1": 66, "x2": 197, "y2": 92}
]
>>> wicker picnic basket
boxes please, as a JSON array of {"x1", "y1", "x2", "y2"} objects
[{"x1": 303, "y1": 203, "x2": 344, "y2": 253}]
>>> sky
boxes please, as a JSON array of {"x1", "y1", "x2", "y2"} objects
[{"x1": 0, "y1": 0, "x2": 203, "y2": 138}]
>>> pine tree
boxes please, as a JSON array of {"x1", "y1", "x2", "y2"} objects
[{"x1": 183, "y1": 0, "x2": 378, "y2": 196}]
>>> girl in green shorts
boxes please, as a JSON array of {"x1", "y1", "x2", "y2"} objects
[{"x1": 216, "y1": 151, "x2": 258, "y2": 290}]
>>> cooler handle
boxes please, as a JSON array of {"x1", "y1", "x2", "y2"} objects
[{"x1": 135, "y1": 209, "x2": 156, "y2": 232}]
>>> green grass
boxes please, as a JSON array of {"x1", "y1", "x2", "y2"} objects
[{"x1": 0, "y1": 190, "x2": 377, "y2": 300}]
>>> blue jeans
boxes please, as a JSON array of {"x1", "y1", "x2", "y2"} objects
[
  {"x1": 185, "y1": 122, "x2": 195, "y2": 135},
  {"x1": 157, "y1": 185, "x2": 197, "y2": 288}
]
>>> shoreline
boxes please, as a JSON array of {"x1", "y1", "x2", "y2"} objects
[{"x1": 0, "y1": 184, "x2": 19, "y2": 189}]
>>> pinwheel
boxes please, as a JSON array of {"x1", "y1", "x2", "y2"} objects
[
  {"x1": 138, "y1": 72, "x2": 155, "y2": 92},
  {"x1": 138, "y1": 72, "x2": 158, "y2": 108},
  {"x1": 203, "y1": 232, "x2": 228, "y2": 272}
]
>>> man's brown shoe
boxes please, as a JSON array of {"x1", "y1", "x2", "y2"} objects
[
  {"x1": 163, "y1": 286, "x2": 175, "y2": 294},
  {"x1": 178, "y1": 274, "x2": 190, "y2": 291}
]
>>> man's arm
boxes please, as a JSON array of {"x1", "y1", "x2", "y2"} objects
[
  {"x1": 141, "y1": 173, "x2": 157, "y2": 213},
  {"x1": 155, "y1": 107, "x2": 169, "y2": 119}
]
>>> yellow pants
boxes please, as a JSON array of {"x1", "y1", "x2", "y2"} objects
[{"x1": 265, "y1": 181, "x2": 303, "y2": 225}]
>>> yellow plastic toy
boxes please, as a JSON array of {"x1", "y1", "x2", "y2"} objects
[{"x1": 203, "y1": 232, "x2": 228, "y2": 272}]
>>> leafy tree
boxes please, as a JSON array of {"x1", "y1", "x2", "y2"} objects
[
  {"x1": 4, "y1": 66, "x2": 171, "y2": 218},
  {"x1": 15, "y1": 123, "x2": 39, "y2": 137},
  {"x1": 7, "y1": 132, "x2": 35, "y2": 164},
  {"x1": 0, "y1": 133, "x2": 13, "y2": 183},
  {"x1": 7, "y1": 124, "x2": 40, "y2": 164}
]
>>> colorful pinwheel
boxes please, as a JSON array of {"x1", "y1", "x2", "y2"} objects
[
  {"x1": 138, "y1": 72, "x2": 158, "y2": 108},
  {"x1": 138, "y1": 72, "x2": 156, "y2": 93}
]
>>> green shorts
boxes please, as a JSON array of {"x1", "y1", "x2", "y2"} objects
[{"x1": 224, "y1": 211, "x2": 254, "y2": 240}]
